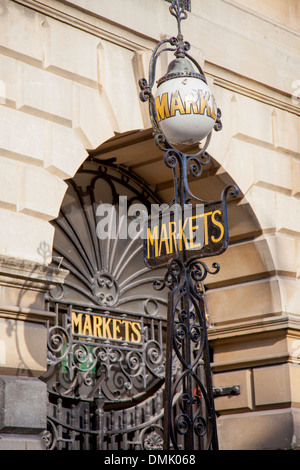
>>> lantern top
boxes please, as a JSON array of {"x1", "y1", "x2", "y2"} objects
[{"x1": 157, "y1": 57, "x2": 206, "y2": 87}]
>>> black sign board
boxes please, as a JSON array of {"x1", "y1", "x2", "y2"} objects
[{"x1": 144, "y1": 200, "x2": 229, "y2": 268}]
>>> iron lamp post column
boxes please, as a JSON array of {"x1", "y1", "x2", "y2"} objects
[{"x1": 139, "y1": 0, "x2": 238, "y2": 450}]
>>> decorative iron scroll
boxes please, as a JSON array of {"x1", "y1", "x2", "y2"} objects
[
  {"x1": 155, "y1": 258, "x2": 220, "y2": 450},
  {"x1": 42, "y1": 160, "x2": 176, "y2": 450},
  {"x1": 43, "y1": 388, "x2": 166, "y2": 450},
  {"x1": 165, "y1": 0, "x2": 191, "y2": 13},
  {"x1": 44, "y1": 301, "x2": 166, "y2": 402},
  {"x1": 43, "y1": 159, "x2": 169, "y2": 395},
  {"x1": 47, "y1": 159, "x2": 167, "y2": 312}
]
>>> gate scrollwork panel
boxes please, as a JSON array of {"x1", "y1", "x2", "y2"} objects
[{"x1": 42, "y1": 160, "x2": 173, "y2": 450}]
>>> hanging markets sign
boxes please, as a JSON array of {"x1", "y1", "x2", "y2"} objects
[{"x1": 144, "y1": 200, "x2": 229, "y2": 268}]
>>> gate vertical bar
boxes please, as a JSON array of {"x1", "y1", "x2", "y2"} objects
[
  {"x1": 94, "y1": 388, "x2": 105, "y2": 450},
  {"x1": 163, "y1": 290, "x2": 175, "y2": 449}
]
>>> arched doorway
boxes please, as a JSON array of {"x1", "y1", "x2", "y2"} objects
[
  {"x1": 40, "y1": 125, "x2": 281, "y2": 450},
  {"x1": 41, "y1": 157, "x2": 173, "y2": 450}
]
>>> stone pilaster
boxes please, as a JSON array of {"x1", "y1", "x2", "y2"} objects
[{"x1": 0, "y1": 255, "x2": 68, "y2": 449}]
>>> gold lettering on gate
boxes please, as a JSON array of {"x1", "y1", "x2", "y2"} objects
[{"x1": 71, "y1": 312, "x2": 142, "y2": 344}]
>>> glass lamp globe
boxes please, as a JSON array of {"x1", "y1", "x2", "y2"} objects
[{"x1": 154, "y1": 57, "x2": 217, "y2": 146}]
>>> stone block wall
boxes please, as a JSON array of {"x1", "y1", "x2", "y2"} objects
[{"x1": 0, "y1": 0, "x2": 299, "y2": 450}]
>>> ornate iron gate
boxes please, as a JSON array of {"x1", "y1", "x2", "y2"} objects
[
  {"x1": 43, "y1": 300, "x2": 167, "y2": 450},
  {"x1": 41, "y1": 159, "x2": 172, "y2": 450}
]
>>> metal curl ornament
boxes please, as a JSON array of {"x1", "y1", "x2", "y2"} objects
[
  {"x1": 153, "y1": 257, "x2": 185, "y2": 292},
  {"x1": 190, "y1": 260, "x2": 220, "y2": 284},
  {"x1": 169, "y1": 0, "x2": 188, "y2": 37}
]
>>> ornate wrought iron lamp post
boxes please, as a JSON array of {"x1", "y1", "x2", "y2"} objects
[{"x1": 139, "y1": 0, "x2": 238, "y2": 451}]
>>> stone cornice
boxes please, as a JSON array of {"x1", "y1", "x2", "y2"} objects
[
  {"x1": 11, "y1": 0, "x2": 300, "y2": 117},
  {"x1": 211, "y1": 352, "x2": 290, "y2": 372},
  {"x1": 11, "y1": 0, "x2": 154, "y2": 51},
  {"x1": 208, "y1": 314, "x2": 300, "y2": 342},
  {"x1": 0, "y1": 303, "x2": 56, "y2": 322},
  {"x1": 0, "y1": 255, "x2": 68, "y2": 291},
  {"x1": 221, "y1": 0, "x2": 300, "y2": 38},
  {"x1": 209, "y1": 315, "x2": 300, "y2": 372},
  {"x1": 210, "y1": 72, "x2": 300, "y2": 117},
  {"x1": 0, "y1": 256, "x2": 68, "y2": 322}
]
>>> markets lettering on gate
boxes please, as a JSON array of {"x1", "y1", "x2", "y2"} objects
[{"x1": 71, "y1": 311, "x2": 142, "y2": 344}]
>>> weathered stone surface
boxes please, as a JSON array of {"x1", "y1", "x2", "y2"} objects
[
  {"x1": 0, "y1": 376, "x2": 47, "y2": 433},
  {"x1": 217, "y1": 409, "x2": 300, "y2": 450},
  {"x1": 0, "y1": 434, "x2": 46, "y2": 450}
]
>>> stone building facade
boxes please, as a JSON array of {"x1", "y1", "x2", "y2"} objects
[{"x1": 0, "y1": 0, "x2": 299, "y2": 450}]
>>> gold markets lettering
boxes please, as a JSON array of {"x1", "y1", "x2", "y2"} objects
[
  {"x1": 155, "y1": 90, "x2": 217, "y2": 122},
  {"x1": 72, "y1": 312, "x2": 142, "y2": 343},
  {"x1": 147, "y1": 209, "x2": 225, "y2": 260}
]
